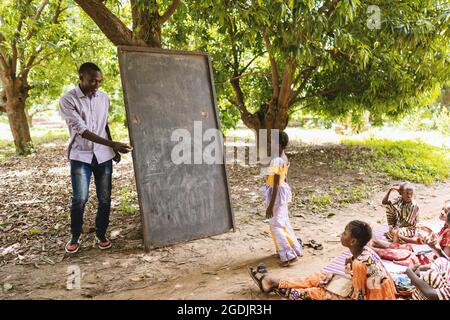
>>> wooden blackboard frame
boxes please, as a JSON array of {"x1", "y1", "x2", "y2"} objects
[{"x1": 117, "y1": 46, "x2": 235, "y2": 251}]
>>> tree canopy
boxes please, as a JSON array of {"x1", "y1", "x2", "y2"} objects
[
  {"x1": 0, "y1": 0, "x2": 449, "y2": 154},
  {"x1": 178, "y1": 0, "x2": 450, "y2": 131}
]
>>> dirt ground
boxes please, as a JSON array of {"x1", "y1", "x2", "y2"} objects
[{"x1": 0, "y1": 140, "x2": 449, "y2": 300}]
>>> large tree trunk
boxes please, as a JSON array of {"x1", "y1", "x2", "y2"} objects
[
  {"x1": 244, "y1": 100, "x2": 289, "y2": 162},
  {"x1": 75, "y1": 0, "x2": 180, "y2": 48},
  {"x1": 2, "y1": 76, "x2": 34, "y2": 155},
  {"x1": 25, "y1": 109, "x2": 33, "y2": 128},
  {"x1": 74, "y1": 0, "x2": 147, "y2": 47},
  {"x1": 6, "y1": 99, "x2": 33, "y2": 155},
  {"x1": 130, "y1": 0, "x2": 162, "y2": 48}
]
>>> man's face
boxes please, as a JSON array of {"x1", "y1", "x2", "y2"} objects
[
  {"x1": 79, "y1": 70, "x2": 103, "y2": 96},
  {"x1": 401, "y1": 188, "x2": 414, "y2": 203}
]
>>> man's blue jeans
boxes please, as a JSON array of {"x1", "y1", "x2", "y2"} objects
[{"x1": 70, "y1": 156, "x2": 112, "y2": 240}]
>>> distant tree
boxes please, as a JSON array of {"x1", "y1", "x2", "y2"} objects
[{"x1": 0, "y1": 0, "x2": 69, "y2": 154}]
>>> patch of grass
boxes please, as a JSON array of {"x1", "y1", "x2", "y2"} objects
[
  {"x1": 306, "y1": 194, "x2": 332, "y2": 208},
  {"x1": 109, "y1": 123, "x2": 130, "y2": 142},
  {"x1": 0, "y1": 128, "x2": 69, "y2": 155},
  {"x1": 33, "y1": 129, "x2": 69, "y2": 145},
  {"x1": 341, "y1": 139, "x2": 450, "y2": 185},
  {"x1": 338, "y1": 184, "x2": 373, "y2": 206},
  {"x1": 119, "y1": 188, "x2": 139, "y2": 216}
]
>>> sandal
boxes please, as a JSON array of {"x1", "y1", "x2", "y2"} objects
[
  {"x1": 256, "y1": 262, "x2": 268, "y2": 274},
  {"x1": 247, "y1": 267, "x2": 271, "y2": 293},
  {"x1": 304, "y1": 240, "x2": 323, "y2": 250}
]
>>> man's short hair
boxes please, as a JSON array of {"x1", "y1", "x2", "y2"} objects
[{"x1": 78, "y1": 62, "x2": 101, "y2": 75}]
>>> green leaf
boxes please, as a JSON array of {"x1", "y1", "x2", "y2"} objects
[{"x1": 3, "y1": 283, "x2": 13, "y2": 292}]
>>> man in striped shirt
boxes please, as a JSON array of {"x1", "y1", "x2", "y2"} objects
[{"x1": 382, "y1": 182, "x2": 419, "y2": 242}]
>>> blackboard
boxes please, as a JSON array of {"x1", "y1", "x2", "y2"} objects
[{"x1": 118, "y1": 46, "x2": 235, "y2": 250}]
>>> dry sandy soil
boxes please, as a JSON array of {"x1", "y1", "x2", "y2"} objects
[{"x1": 0, "y1": 140, "x2": 448, "y2": 300}]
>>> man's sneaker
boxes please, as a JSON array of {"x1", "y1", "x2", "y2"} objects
[
  {"x1": 65, "y1": 238, "x2": 81, "y2": 254},
  {"x1": 96, "y1": 236, "x2": 112, "y2": 250}
]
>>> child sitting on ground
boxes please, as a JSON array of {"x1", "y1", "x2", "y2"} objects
[
  {"x1": 382, "y1": 182, "x2": 419, "y2": 242},
  {"x1": 370, "y1": 200, "x2": 450, "y2": 265},
  {"x1": 260, "y1": 130, "x2": 302, "y2": 267},
  {"x1": 407, "y1": 257, "x2": 450, "y2": 300},
  {"x1": 248, "y1": 220, "x2": 397, "y2": 300}
]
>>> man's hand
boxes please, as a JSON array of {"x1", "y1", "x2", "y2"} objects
[
  {"x1": 112, "y1": 141, "x2": 132, "y2": 154},
  {"x1": 266, "y1": 206, "x2": 274, "y2": 219},
  {"x1": 113, "y1": 152, "x2": 121, "y2": 163}
]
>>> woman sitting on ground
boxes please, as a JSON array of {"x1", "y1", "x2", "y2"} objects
[{"x1": 248, "y1": 220, "x2": 397, "y2": 300}]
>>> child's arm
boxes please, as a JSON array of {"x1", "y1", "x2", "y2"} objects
[
  {"x1": 406, "y1": 267, "x2": 440, "y2": 300},
  {"x1": 428, "y1": 241, "x2": 450, "y2": 260},
  {"x1": 266, "y1": 174, "x2": 280, "y2": 219},
  {"x1": 395, "y1": 233, "x2": 421, "y2": 244},
  {"x1": 382, "y1": 187, "x2": 399, "y2": 205}
]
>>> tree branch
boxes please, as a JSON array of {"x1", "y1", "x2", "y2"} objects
[
  {"x1": 0, "y1": 50, "x2": 8, "y2": 72},
  {"x1": 289, "y1": 66, "x2": 316, "y2": 104},
  {"x1": 75, "y1": 0, "x2": 146, "y2": 46},
  {"x1": 11, "y1": 0, "x2": 34, "y2": 76},
  {"x1": 24, "y1": 0, "x2": 50, "y2": 41},
  {"x1": 159, "y1": 0, "x2": 181, "y2": 24},
  {"x1": 327, "y1": 48, "x2": 355, "y2": 64},
  {"x1": 225, "y1": 11, "x2": 254, "y2": 122},
  {"x1": 291, "y1": 86, "x2": 343, "y2": 105},
  {"x1": 230, "y1": 70, "x2": 270, "y2": 81},
  {"x1": 262, "y1": 32, "x2": 279, "y2": 100},
  {"x1": 34, "y1": 0, "x2": 49, "y2": 21},
  {"x1": 318, "y1": 0, "x2": 339, "y2": 17},
  {"x1": 239, "y1": 51, "x2": 266, "y2": 75},
  {"x1": 20, "y1": 47, "x2": 57, "y2": 79},
  {"x1": 277, "y1": 60, "x2": 296, "y2": 108}
]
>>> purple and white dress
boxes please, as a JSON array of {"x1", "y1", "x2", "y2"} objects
[{"x1": 261, "y1": 156, "x2": 302, "y2": 262}]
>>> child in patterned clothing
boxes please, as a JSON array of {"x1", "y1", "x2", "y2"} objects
[
  {"x1": 407, "y1": 257, "x2": 450, "y2": 300},
  {"x1": 382, "y1": 182, "x2": 419, "y2": 242},
  {"x1": 261, "y1": 131, "x2": 302, "y2": 267}
]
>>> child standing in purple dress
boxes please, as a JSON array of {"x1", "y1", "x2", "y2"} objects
[{"x1": 261, "y1": 131, "x2": 302, "y2": 267}]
